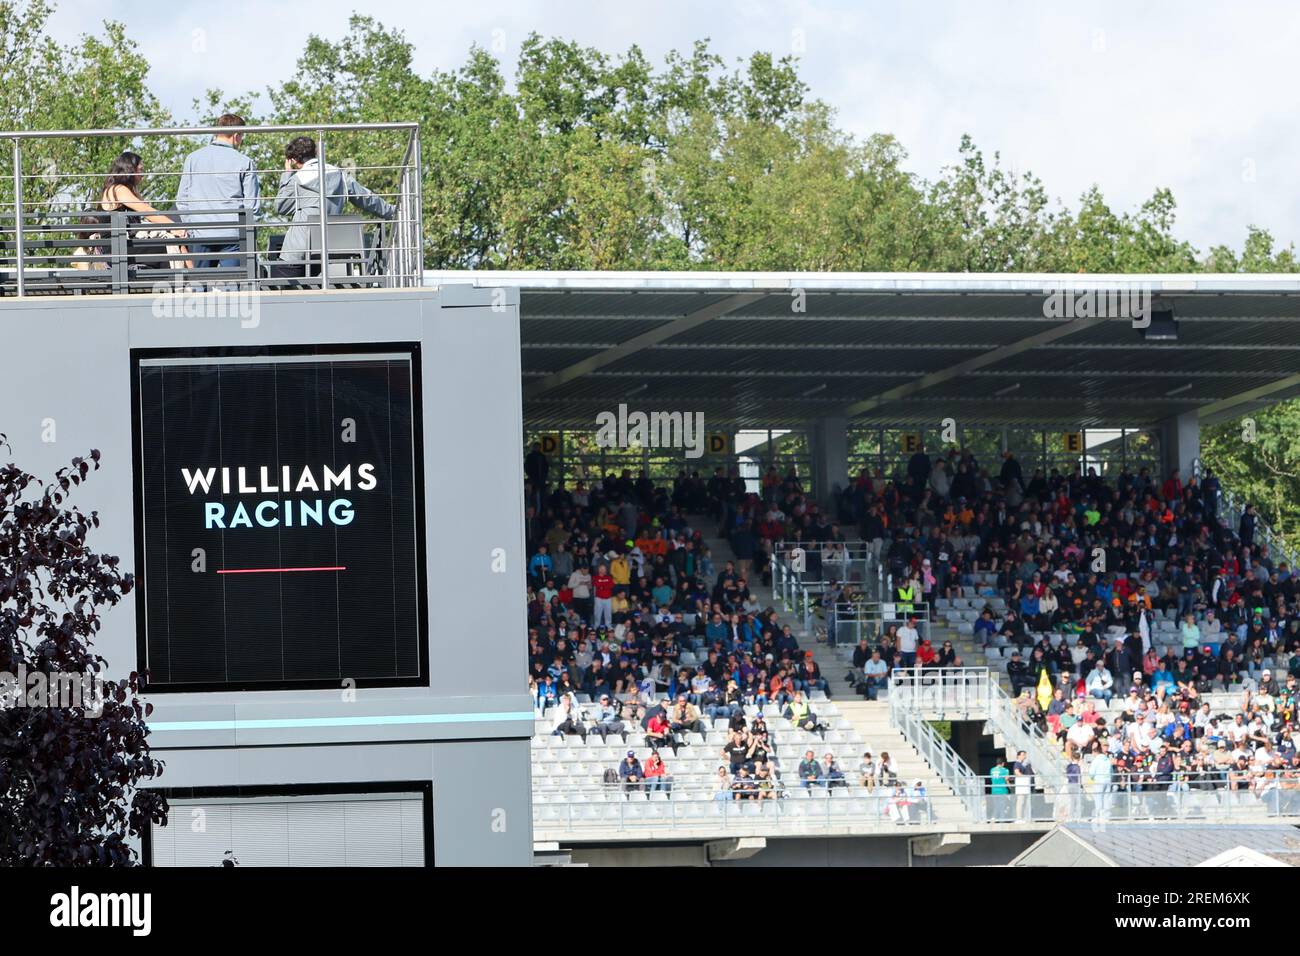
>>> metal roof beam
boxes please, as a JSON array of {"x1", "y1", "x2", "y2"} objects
[
  {"x1": 524, "y1": 368, "x2": 1273, "y2": 380},
  {"x1": 843, "y1": 315, "x2": 1110, "y2": 418},
  {"x1": 523, "y1": 341, "x2": 1300, "y2": 354},
  {"x1": 1196, "y1": 373, "x2": 1300, "y2": 422},
  {"x1": 521, "y1": 292, "x2": 763, "y2": 400}
]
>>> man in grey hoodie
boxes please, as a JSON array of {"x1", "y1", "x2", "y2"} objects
[{"x1": 271, "y1": 135, "x2": 396, "y2": 277}]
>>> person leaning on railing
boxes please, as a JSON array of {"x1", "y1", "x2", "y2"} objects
[
  {"x1": 271, "y1": 135, "x2": 397, "y2": 278},
  {"x1": 174, "y1": 113, "x2": 260, "y2": 269}
]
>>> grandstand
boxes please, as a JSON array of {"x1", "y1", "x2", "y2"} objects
[{"x1": 436, "y1": 269, "x2": 1300, "y2": 866}]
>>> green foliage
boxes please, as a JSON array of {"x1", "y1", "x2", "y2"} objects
[
  {"x1": 1202, "y1": 405, "x2": 1300, "y2": 557},
  {"x1": 7, "y1": 4, "x2": 1300, "y2": 275},
  {"x1": 0, "y1": 0, "x2": 173, "y2": 208}
]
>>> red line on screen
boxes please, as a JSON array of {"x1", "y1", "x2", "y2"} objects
[{"x1": 217, "y1": 566, "x2": 347, "y2": 575}]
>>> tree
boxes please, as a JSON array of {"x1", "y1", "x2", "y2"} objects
[
  {"x1": 0, "y1": 0, "x2": 175, "y2": 210},
  {"x1": 1202, "y1": 406, "x2": 1300, "y2": 558},
  {"x1": 0, "y1": 436, "x2": 167, "y2": 865}
]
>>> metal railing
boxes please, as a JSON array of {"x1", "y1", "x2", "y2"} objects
[
  {"x1": 532, "y1": 782, "x2": 940, "y2": 831},
  {"x1": 887, "y1": 666, "x2": 992, "y2": 715},
  {"x1": 887, "y1": 667, "x2": 1067, "y2": 790},
  {"x1": 833, "y1": 601, "x2": 931, "y2": 646},
  {"x1": 772, "y1": 540, "x2": 881, "y2": 591},
  {"x1": 1, "y1": 122, "x2": 422, "y2": 296},
  {"x1": 889, "y1": 699, "x2": 984, "y2": 820},
  {"x1": 531, "y1": 775, "x2": 1300, "y2": 831},
  {"x1": 1192, "y1": 456, "x2": 1297, "y2": 569},
  {"x1": 770, "y1": 540, "x2": 883, "y2": 634},
  {"x1": 771, "y1": 555, "x2": 819, "y2": 632}
]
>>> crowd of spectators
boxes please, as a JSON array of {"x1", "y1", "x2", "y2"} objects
[
  {"x1": 526, "y1": 438, "x2": 1300, "y2": 811},
  {"x1": 524, "y1": 444, "x2": 836, "y2": 797},
  {"x1": 828, "y1": 443, "x2": 1299, "y2": 802}
]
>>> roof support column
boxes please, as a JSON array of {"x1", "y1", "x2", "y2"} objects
[
  {"x1": 1161, "y1": 410, "x2": 1201, "y2": 483},
  {"x1": 811, "y1": 415, "x2": 848, "y2": 508}
]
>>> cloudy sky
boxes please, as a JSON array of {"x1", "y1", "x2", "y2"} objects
[{"x1": 43, "y1": 0, "x2": 1300, "y2": 253}]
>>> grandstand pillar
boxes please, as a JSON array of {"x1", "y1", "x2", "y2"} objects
[
  {"x1": 1161, "y1": 410, "x2": 1201, "y2": 480},
  {"x1": 811, "y1": 415, "x2": 848, "y2": 505}
]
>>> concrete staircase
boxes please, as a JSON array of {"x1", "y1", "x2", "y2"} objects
[
  {"x1": 701, "y1": 531, "x2": 959, "y2": 806},
  {"x1": 834, "y1": 699, "x2": 958, "y2": 799}
]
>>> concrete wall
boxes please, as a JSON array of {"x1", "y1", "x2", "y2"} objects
[
  {"x1": 712, "y1": 832, "x2": 1039, "y2": 867},
  {"x1": 568, "y1": 831, "x2": 1041, "y2": 867},
  {"x1": 1162, "y1": 410, "x2": 1201, "y2": 481},
  {"x1": 811, "y1": 415, "x2": 848, "y2": 506},
  {"x1": 0, "y1": 286, "x2": 534, "y2": 865}
]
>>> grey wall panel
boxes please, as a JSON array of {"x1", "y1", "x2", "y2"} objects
[
  {"x1": 0, "y1": 289, "x2": 533, "y2": 866},
  {"x1": 152, "y1": 793, "x2": 425, "y2": 867},
  {"x1": 0, "y1": 290, "x2": 528, "y2": 714},
  {"x1": 431, "y1": 739, "x2": 534, "y2": 867},
  {"x1": 156, "y1": 738, "x2": 533, "y2": 866}
]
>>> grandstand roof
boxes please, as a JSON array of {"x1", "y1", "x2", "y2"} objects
[
  {"x1": 426, "y1": 270, "x2": 1300, "y2": 429},
  {"x1": 1012, "y1": 823, "x2": 1300, "y2": 867}
]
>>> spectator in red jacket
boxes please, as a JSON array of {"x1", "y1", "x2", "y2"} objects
[
  {"x1": 645, "y1": 710, "x2": 676, "y2": 755},
  {"x1": 643, "y1": 751, "x2": 672, "y2": 793},
  {"x1": 1161, "y1": 470, "x2": 1183, "y2": 503},
  {"x1": 916, "y1": 638, "x2": 938, "y2": 668},
  {"x1": 592, "y1": 563, "x2": 615, "y2": 629}
]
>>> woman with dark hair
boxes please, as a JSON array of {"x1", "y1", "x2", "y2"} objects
[{"x1": 99, "y1": 151, "x2": 190, "y2": 268}]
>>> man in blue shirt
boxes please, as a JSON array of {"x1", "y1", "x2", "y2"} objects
[
  {"x1": 862, "y1": 650, "x2": 890, "y2": 701},
  {"x1": 175, "y1": 113, "x2": 260, "y2": 270},
  {"x1": 1151, "y1": 660, "x2": 1177, "y2": 696},
  {"x1": 528, "y1": 545, "x2": 553, "y2": 584}
]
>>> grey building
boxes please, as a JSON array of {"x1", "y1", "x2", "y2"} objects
[{"x1": 0, "y1": 286, "x2": 534, "y2": 866}]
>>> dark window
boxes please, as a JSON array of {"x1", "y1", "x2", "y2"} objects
[{"x1": 131, "y1": 344, "x2": 427, "y2": 692}]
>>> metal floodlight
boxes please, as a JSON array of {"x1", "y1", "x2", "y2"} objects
[{"x1": 1142, "y1": 307, "x2": 1178, "y2": 341}]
